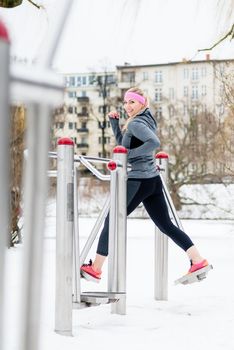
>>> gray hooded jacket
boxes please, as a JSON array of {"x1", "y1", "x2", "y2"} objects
[{"x1": 110, "y1": 108, "x2": 160, "y2": 179}]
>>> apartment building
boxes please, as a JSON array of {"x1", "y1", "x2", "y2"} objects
[
  {"x1": 53, "y1": 58, "x2": 234, "y2": 180},
  {"x1": 53, "y1": 71, "x2": 119, "y2": 159}
]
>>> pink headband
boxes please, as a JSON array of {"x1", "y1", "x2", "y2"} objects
[{"x1": 124, "y1": 92, "x2": 146, "y2": 105}]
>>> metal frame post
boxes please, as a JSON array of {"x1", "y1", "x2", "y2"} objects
[
  {"x1": 55, "y1": 137, "x2": 74, "y2": 336},
  {"x1": 73, "y1": 165, "x2": 81, "y2": 304},
  {"x1": 0, "y1": 21, "x2": 10, "y2": 350},
  {"x1": 19, "y1": 103, "x2": 51, "y2": 350},
  {"x1": 154, "y1": 152, "x2": 169, "y2": 301},
  {"x1": 108, "y1": 146, "x2": 128, "y2": 314}
]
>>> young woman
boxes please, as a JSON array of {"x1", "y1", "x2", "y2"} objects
[{"x1": 81, "y1": 87, "x2": 209, "y2": 282}]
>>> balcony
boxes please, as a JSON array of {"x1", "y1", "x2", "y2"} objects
[
  {"x1": 118, "y1": 81, "x2": 135, "y2": 89},
  {"x1": 77, "y1": 96, "x2": 89, "y2": 103},
  {"x1": 77, "y1": 112, "x2": 89, "y2": 118},
  {"x1": 77, "y1": 127, "x2": 89, "y2": 133},
  {"x1": 77, "y1": 143, "x2": 89, "y2": 148}
]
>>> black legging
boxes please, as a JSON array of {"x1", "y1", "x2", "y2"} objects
[{"x1": 97, "y1": 175, "x2": 194, "y2": 256}]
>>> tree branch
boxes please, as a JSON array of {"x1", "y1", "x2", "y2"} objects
[
  {"x1": 27, "y1": 0, "x2": 44, "y2": 9},
  {"x1": 198, "y1": 23, "x2": 234, "y2": 52}
]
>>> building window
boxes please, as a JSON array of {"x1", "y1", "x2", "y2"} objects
[
  {"x1": 81, "y1": 136, "x2": 87, "y2": 144},
  {"x1": 201, "y1": 85, "x2": 206, "y2": 96},
  {"x1": 192, "y1": 68, "x2": 199, "y2": 80},
  {"x1": 169, "y1": 88, "x2": 174, "y2": 100},
  {"x1": 107, "y1": 74, "x2": 115, "y2": 84},
  {"x1": 76, "y1": 76, "x2": 81, "y2": 86},
  {"x1": 168, "y1": 105, "x2": 175, "y2": 117},
  {"x1": 155, "y1": 71, "x2": 163, "y2": 83},
  {"x1": 183, "y1": 104, "x2": 188, "y2": 116},
  {"x1": 143, "y1": 72, "x2": 148, "y2": 80},
  {"x1": 98, "y1": 136, "x2": 110, "y2": 144},
  {"x1": 65, "y1": 77, "x2": 70, "y2": 87},
  {"x1": 68, "y1": 122, "x2": 73, "y2": 129},
  {"x1": 82, "y1": 76, "x2": 87, "y2": 85},
  {"x1": 69, "y1": 76, "x2": 75, "y2": 87},
  {"x1": 192, "y1": 105, "x2": 198, "y2": 117},
  {"x1": 122, "y1": 71, "x2": 135, "y2": 83},
  {"x1": 155, "y1": 88, "x2": 162, "y2": 102},
  {"x1": 183, "y1": 68, "x2": 189, "y2": 79},
  {"x1": 192, "y1": 85, "x2": 198, "y2": 100},
  {"x1": 56, "y1": 122, "x2": 64, "y2": 129},
  {"x1": 89, "y1": 75, "x2": 95, "y2": 85},
  {"x1": 201, "y1": 67, "x2": 207, "y2": 77},
  {"x1": 81, "y1": 90, "x2": 86, "y2": 97},
  {"x1": 183, "y1": 86, "x2": 188, "y2": 97},
  {"x1": 155, "y1": 106, "x2": 162, "y2": 118},
  {"x1": 202, "y1": 104, "x2": 207, "y2": 115},
  {"x1": 68, "y1": 91, "x2": 76, "y2": 98}
]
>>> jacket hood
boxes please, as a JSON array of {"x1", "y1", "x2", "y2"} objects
[{"x1": 136, "y1": 108, "x2": 157, "y2": 129}]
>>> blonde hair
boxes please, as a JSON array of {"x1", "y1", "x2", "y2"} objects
[{"x1": 122, "y1": 87, "x2": 148, "y2": 131}]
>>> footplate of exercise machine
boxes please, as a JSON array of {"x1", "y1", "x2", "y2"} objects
[
  {"x1": 174, "y1": 264, "x2": 213, "y2": 285},
  {"x1": 73, "y1": 292, "x2": 125, "y2": 309}
]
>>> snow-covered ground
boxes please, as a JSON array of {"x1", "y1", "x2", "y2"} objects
[{"x1": 2, "y1": 209, "x2": 234, "y2": 350}]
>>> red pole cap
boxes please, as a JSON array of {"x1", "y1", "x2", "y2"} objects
[
  {"x1": 0, "y1": 20, "x2": 10, "y2": 43},
  {"x1": 107, "y1": 160, "x2": 117, "y2": 172},
  {"x1": 155, "y1": 151, "x2": 169, "y2": 159},
  {"x1": 57, "y1": 137, "x2": 74, "y2": 146},
  {"x1": 113, "y1": 146, "x2": 128, "y2": 154}
]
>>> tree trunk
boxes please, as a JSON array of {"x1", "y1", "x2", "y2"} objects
[{"x1": 10, "y1": 105, "x2": 25, "y2": 246}]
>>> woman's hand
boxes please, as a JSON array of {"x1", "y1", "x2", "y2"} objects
[{"x1": 108, "y1": 111, "x2": 120, "y2": 119}]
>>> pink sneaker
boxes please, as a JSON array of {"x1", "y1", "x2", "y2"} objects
[
  {"x1": 80, "y1": 260, "x2": 102, "y2": 283},
  {"x1": 188, "y1": 259, "x2": 209, "y2": 274}
]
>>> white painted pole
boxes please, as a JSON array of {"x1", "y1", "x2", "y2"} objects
[
  {"x1": 55, "y1": 137, "x2": 74, "y2": 336},
  {"x1": 0, "y1": 20, "x2": 10, "y2": 350},
  {"x1": 154, "y1": 152, "x2": 169, "y2": 301},
  {"x1": 109, "y1": 146, "x2": 128, "y2": 315},
  {"x1": 108, "y1": 165, "x2": 118, "y2": 295},
  {"x1": 19, "y1": 103, "x2": 51, "y2": 350}
]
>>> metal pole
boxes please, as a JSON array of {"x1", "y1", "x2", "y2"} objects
[
  {"x1": 55, "y1": 137, "x2": 74, "y2": 336},
  {"x1": 108, "y1": 169, "x2": 118, "y2": 295},
  {"x1": 73, "y1": 165, "x2": 81, "y2": 303},
  {"x1": 154, "y1": 152, "x2": 169, "y2": 301},
  {"x1": 0, "y1": 21, "x2": 10, "y2": 350},
  {"x1": 80, "y1": 195, "x2": 110, "y2": 265},
  {"x1": 110, "y1": 146, "x2": 127, "y2": 315},
  {"x1": 19, "y1": 103, "x2": 51, "y2": 350}
]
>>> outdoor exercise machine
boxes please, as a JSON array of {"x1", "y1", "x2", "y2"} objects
[{"x1": 51, "y1": 139, "x2": 184, "y2": 336}]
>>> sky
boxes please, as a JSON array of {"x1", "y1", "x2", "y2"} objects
[{"x1": 0, "y1": 0, "x2": 233, "y2": 72}]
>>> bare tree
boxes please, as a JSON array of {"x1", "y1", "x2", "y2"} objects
[{"x1": 153, "y1": 98, "x2": 230, "y2": 210}]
